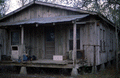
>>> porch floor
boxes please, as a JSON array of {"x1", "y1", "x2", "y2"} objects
[{"x1": 31, "y1": 59, "x2": 68, "y2": 65}]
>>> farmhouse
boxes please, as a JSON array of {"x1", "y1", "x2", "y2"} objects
[{"x1": 0, "y1": 1, "x2": 118, "y2": 75}]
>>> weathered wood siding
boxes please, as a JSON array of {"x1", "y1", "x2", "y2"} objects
[
  {"x1": 80, "y1": 22, "x2": 97, "y2": 66},
  {"x1": 74, "y1": 16, "x2": 116, "y2": 66},
  {"x1": 98, "y1": 22, "x2": 116, "y2": 64},
  {"x1": 55, "y1": 26, "x2": 66, "y2": 56},
  {"x1": 0, "y1": 29, "x2": 5, "y2": 60},
  {"x1": 1, "y1": 5, "x2": 80, "y2": 22},
  {"x1": 24, "y1": 26, "x2": 45, "y2": 59},
  {"x1": 0, "y1": 29, "x2": 8, "y2": 57}
]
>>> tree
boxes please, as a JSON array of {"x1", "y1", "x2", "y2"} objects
[
  {"x1": 18, "y1": 0, "x2": 33, "y2": 6},
  {"x1": 0, "y1": 0, "x2": 9, "y2": 17}
]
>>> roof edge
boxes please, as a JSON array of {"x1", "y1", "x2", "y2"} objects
[
  {"x1": 35, "y1": 1, "x2": 97, "y2": 15},
  {"x1": 0, "y1": 1, "x2": 97, "y2": 21},
  {"x1": 98, "y1": 14, "x2": 114, "y2": 26},
  {"x1": 0, "y1": 1, "x2": 35, "y2": 21}
]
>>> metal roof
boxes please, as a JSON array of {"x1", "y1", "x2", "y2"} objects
[
  {"x1": 0, "y1": 14, "x2": 89, "y2": 26},
  {"x1": 0, "y1": 1, "x2": 115, "y2": 28}
]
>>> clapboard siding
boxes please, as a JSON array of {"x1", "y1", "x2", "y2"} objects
[
  {"x1": 24, "y1": 27, "x2": 44, "y2": 59},
  {"x1": 81, "y1": 23, "x2": 96, "y2": 66},
  {"x1": 98, "y1": 21, "x2": 116, "y2": 64}
]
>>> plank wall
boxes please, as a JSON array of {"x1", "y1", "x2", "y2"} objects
[{"x1": 1, "y1": 5, "x2": 80, "y2": 22}]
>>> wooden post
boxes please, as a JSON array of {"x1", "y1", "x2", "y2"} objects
[
  {"x1": 21, "y1": 26, "x2": 24, "y2": 61},
  {"x1": 93, "y1": 45, "x2": 97, "y2": 73},
  {"x1": 71, "y1": 21, "x2": 78, "y2": 76},
  {"x1": 21, "y1": 26, "x2": 24, "y2": 45},
  {"x1": 73, "y1": 22, "x2": 77, "y2": 67}
]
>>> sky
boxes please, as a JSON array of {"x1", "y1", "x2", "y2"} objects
[
  {"x1": 6, "y1": 0, "x2": 107, "y2": 14},
  {"x1": 7, "y1": 0, "x2": 20, "y2": 14}
]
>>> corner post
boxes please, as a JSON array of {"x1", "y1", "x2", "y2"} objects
[
  {"x1": 92, "y1": 45, "x2": 97, "y2": 73},
  {"x1": 71, "y1": 21, "x2": 78, "y2": 76}
]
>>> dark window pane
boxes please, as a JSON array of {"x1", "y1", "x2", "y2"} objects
[
  {"x1": 70, "y1": 29, "x2": 80, "y2": 39},
  {"x1": 11, "y1": 32, "x2": 19, "y2": 45},
  {"x1": 103, "y1": 40, "x2": 105, "y2": 51},
  {"x1": 77, "y1": 29, "x2": 80, "y2": 39},
  {"x1": 69, "y1": 29, "x2": 80, "y2": 50},
  {"x1": 70, "y1": 29, "x2": 73, "y2": 39},
  {"x1": 77, "y1": 51, "x2": 83, "y2": 59},
  {"x1": 77, "y1": 40, "x2": 80, "y2": 49},
  {"x1": 69, "y1": 40, "x2": 73, "y2": 50},
  {"x1": 46, "y1": 28, "x2": 55, "y2": 41},
  {"x1": 69, "y1": 40, "x2": 80, "y2": 50},
  {"x1": 100, "y1": 40, "x2": 102, "y2": 51}
]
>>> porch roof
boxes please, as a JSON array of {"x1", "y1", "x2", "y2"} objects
[{"x1": 0, "y1": 14, "x2": 89, "y2": 27}]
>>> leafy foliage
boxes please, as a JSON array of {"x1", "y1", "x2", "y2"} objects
[{"x1": 0, "y1": 0, "x2": 9, "y2": 17}]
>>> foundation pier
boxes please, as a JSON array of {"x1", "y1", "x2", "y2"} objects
[
  {"x1": 20, "y1": 66, "x2": 27, "y2": 74},
  {"x1": 71, "y1": 68, "x2": 78, "y2": 77}
]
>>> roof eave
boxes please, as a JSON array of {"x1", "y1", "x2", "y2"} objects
[{"x1": 35, "y1": 1, "x2": 97, "y2": 15}]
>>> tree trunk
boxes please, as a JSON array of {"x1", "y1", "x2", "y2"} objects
[
  {"x1": 114, "y1": 0, "x2": 119, "y2": 73},
  {"x1": 22, "y1": 0, "x2": 24, "y2": 6}
]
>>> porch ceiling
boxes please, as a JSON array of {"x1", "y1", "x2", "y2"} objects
[{"x1": 0, "y1": 14, "x2": 89, "y2": 27}]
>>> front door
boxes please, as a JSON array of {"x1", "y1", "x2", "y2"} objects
[{"x1": 45, "y1": 27, "x2": 55, "y2": 59}]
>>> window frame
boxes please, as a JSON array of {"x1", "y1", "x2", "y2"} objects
[
  {"x1": 69, "y1": 28, "x2": 80, "y2": 50},
  {"x1": 100, "y1": 28, "x2": 106, "y2": 52},
  {"x1": 10, "y1": 30, "x2": 20, "y2": 45},
  {"x1": 110, "y1": 32, "x2": 113, "y2": 52}
]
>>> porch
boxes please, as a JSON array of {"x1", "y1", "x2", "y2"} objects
[
  {"x1": 0, "y1": 59, "x2": 86, "y2": 69},
  {"x1": 0, "y1": 15, "x2": 89, "y2": 76},
  {"x1": 0, "y1": 15, "x2": 88, "y2": 63}
]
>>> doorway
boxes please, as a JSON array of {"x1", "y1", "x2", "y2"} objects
[{"x1": 45, "y1": 27, "x2": 55, "y2": 59}]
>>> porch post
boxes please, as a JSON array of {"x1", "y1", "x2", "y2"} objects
[
  {"x1": 21, "y1": 26, "x2": 24, "y2": 45},
  {"x1": 73, "y1": 21, "x2": 77, "y2": 67},
  {"x1": 71, "y1": 21, "x2": 78, "y2": 76},
  {"x1": 21, "y1": 26, "x2": 24, "y2": 61}
]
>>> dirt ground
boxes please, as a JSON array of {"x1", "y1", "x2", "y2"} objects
[{"x1": 0, "y1": 63, "x2": 120, "y2": 78}]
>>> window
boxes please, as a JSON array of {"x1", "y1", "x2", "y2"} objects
[
  {"x1": 100, "y1": 29, "x2": 102, "y2": 51},
  {"x1": 103, "y1": 30, "x2": 105, "y2": 51},
  {"x1": 45, "y1": 28, "x2": 55, "y2": 41},
  {"x1": 110, "y1": 33, "x2": 113, "y2": 51},
  {"x1": 100, "y1": 29, "x2": 105, "y2": 52},
  {"x1": 69, "y1": 29, "x2": 80, "y2": 50},
  {"x1": 11, "y1": 31, "x2": 20, "y2": 45},
  {"x1": 100, "y1": 40, "x2": 102, "y2": 51}
]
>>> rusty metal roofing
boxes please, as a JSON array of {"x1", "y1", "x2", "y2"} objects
[{"x1": 0, "y1": 14, "x2": 89, "y2": 26}]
